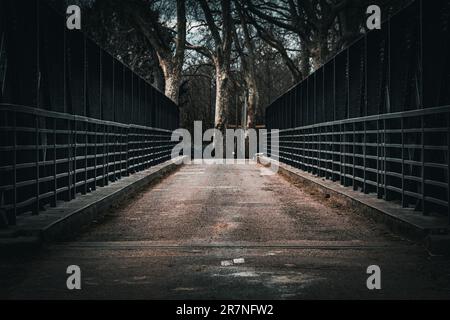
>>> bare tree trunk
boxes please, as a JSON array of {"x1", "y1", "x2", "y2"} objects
[
  {"x1": 233, "y1": 1, "x2": 260, "y2": 128},
  {"x1": 152, "y1": 60, "x2": 165, "y2": 93},
  {"x1": 214, "y1": 66, "x2": 232, "y2": 131},
  {"x1": 246, "y1": 78, "x2": 259, "y2": 128},
  {"x1": 241, "y1": 54, "x2": 259, "y2": 128},
  {"x1": 188, "y1": 0, "x2": 232, "y2": 131},
  {"x1": 298, "y1": 48, "x2": 311, "y2": 80},
  {"x1": 160, "y1": 59, "x2": 182, "y2": 104},
  {"x1": 129, "y1": 0, "x2": 186, "y2": 104},
  {"x1": 310, "y1": 36, "x2": 330, "y2": 70},
  {"x1": 164, "y1": 73, "x2": 181, "y2": 103}
]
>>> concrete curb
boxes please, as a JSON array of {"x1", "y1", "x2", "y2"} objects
[
  {"x1": 257, "y1": 155, "x2": 450, "y2": 253},
  {"x1": 0, "y1": 157, "x2": 185, "y2": 252}
]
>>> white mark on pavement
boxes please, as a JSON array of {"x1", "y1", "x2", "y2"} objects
[
  {"x1": 221, "y1": 260, "x2": 234, "y2": 267},
  {"x1": 221, "y1": 258, "x2": 245, "y2": 266},
  {"x1": 231, "y1": 271, "x2": 259, "y2": 278}
]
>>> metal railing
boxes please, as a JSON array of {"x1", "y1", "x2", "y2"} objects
[
  {"x1": 265, "y1": 0, "x2": 450, "y2": 222},
  {"x1": 0, "y1": 104, "x2": 176, "y2": 225},
  {"x1": 267, "y1": 106, "x2": 450, "y2": 222},
  {"x1": 0, "y1": 1, "x2": 180, "y2": 226}
]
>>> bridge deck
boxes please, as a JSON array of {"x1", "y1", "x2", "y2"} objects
[{"x1": 1, "y1": 163, "x2": 450, "y2": 299}]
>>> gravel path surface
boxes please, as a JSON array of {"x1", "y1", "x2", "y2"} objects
[{"x1": 1, "y1": 163, "x2": 450, "y2": 299}]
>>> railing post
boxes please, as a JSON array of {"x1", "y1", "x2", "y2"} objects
[
  {"x1": 332, "y1": 124, "x2": 336, "y2": 182},
  {"x1": 401, "y1": 117, "x2": 406, "y2": 208},
  {"x1": 140, "y1": 128, "x2": 144, "y2": 170},
  {"x1": 52, "y1": 117, "x2": 57, "y2": 207},
  {"x1": 104, "y1": 124, "x2": 108, "y2": 186},
  {"x1": 353, "y1": 122, "x2": 357, "y2": 191},
  {"x1": 318, "y1": 126, "x2": 322, "y2": 177},
  {"x1": 114, "y1": 126, "x2": 118, "y2": 181},
  {"x1": 11, "y1": 111, "x2": 17, "y2": 225},
  {"x1": 363, "y1": 120, "x2": 367, "y2": 194},
  {"x1": 34, "y1": 115, "x2": 39, "y2": 215},
  {"x1": 83, "y1": 121, "x2": 88, "y2": 195},
  {"x1": 92, "y1": 122, "x2": 97, "y2": 191},
  {"x1": 123, "y1": 126, "x2": 127, "y2": 175},
  {"x1": 73, "y1": 119, "x2": 77, "y2": 199},
  {"x1": 66, "y1": 119, "x2": 72, "y2": 202},
  {"x1": 448, "y1": 112, "x2": 450, "y2": 225},
  {"x1": 383, "y1": 118, "x2": 388, "y2": 201},
  {"x1": 421, "y1": 115, "x2": 427, "y2": 215},
  {"x1": 340, "y1": 123, "x2": 344, "y2": 186},
  {"x1": 377, "y1": 119, "x2": 381, "y2": 199},
  {"x1": 126, "y1": 126, "x2": 130, "y2": 176}
]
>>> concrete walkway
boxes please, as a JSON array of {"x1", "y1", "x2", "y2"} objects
[{"x1": 1, "y1": 163, "x2": 450, "y2": 299}]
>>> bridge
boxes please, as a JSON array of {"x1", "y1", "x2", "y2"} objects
[{"x1": 1, "y1": 0, "x2": 450, "y2": 299}]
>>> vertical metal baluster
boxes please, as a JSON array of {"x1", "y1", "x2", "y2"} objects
[
  {"x1": 383, "y1": 119, "x2": 388, "y2": 200},
  {"x1": 447, "y1": 112, "x2": 450, "y2": 225},
  {"x1": 118, "y1": 126, "x2": 122, "y2": 177},
  {"x1": 301, "y1": 128, "x2": 304, "y2": 170},
  {"x1": 421, "y1": 115, "x2": 427, "y2": 214},
  {"x1": 104, "y1": 124, "x2": 108, "y2": 186},
  {"x1": 52, "y1": 117, "x2": 57, "y2": 207},
  {"x1": 401, "y1": 117, "x2": 406, "y2": 207},
  {"x1": 12, "y1": 111, "x2": 17, "y2": 224},
  {"x1": 111, "y1": 125, "x2": 114, "y2": 182},
  {"x1": 130, "y1": 127, "x2": 134, "y2": 173},
  {"x1": 119, "y1": 127, "x2": 125, "y2": 175},
  {"x1": 331, "y1": 125, "x2": 334, "y2": 179},
  {"x1": 363, "y1": 35, "x2": 368, "y2": 194},
  {"x1": 363, "y1": 121, "x2": 367, "y2": 193},
  {"x1": 112, "y1": 126, "x2": 116, "y2": 181},
  {"x1": 120, "y1": 127, "x2": 124, "y2": 176},
  {"x1": 310, "y1": 128, "x2": 313, "y2": 173},
  {"x1": 353, "y1": 122, "x2": 356, "y2": 190},
  {"x1": 318, "y1": 126, "x2": 322, "y2": 177},
  {"x1": 328, "y1": 125, "x2": 331, "y2": 180},
  {"x1": 126, "y1": 126, "x2": 130, "y2": 176},
  {"x1": 134, "y1": 127, "x2": 137, "y2": 171},
  {"x1": 333, "y1": 58, "x2": 337, "y2": 182},
  {"x1": 115, "y1": 126, "x2": 118, "y2": 180},
  {"x1": 140, "y1": 127, "x2": 143, "y2": 169},
  {"x1": 83, "y1": 121, "x2": 88, "y2": 194},
  {"x1": 123, "y1": 127, "x2": 125, "y2": 176},
  {"x1": 35, "y1": 115, "x2": 39, "y2": 215},
  {"x1": 150, "y1": 129, "x2": 153, "y2": 166},
  {"x1": 376, "y1": 119, "x2": 380, "y2": 198},
  {"x1": 111, "y1": 126, "x2": 114, "y2": 181},
  {"x1": 93, "y1": 122, "x2": 97, "y2": 191},
  {"x1": 117, "y1": 127, "x2": 121, "y2": 177},
  {"x1": 111, "y1": 126, "x2": 115, "y2": 181},
  {"x1": 140, "y1": 128, "x2": 143, "y2": 170},
  {"x1": 73, "y1": 119, "x2": 77, "y2": 199},
  {"x1": 67, "y1": 119, "x2": 72, "y2": 201},
  {"x1": 340, "y1": 123, "x2": 344, "y2": 186},
  {"x1": 118, "y1": 127, "x2": 122, "y2": 176},
  {"x1": 309, "y1": 128, "x2": 312, "y2": 173}
]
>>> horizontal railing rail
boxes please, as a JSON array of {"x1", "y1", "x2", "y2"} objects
[
  {"x1": 0, "y1": 104, "x2": 177, "y2": 226},
  {"x1": 265, "y1": 0, "x2": 450, "y2": 224},
  {"x1": 265, "y1": 105, "x2": 450, "y2": 223}
]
